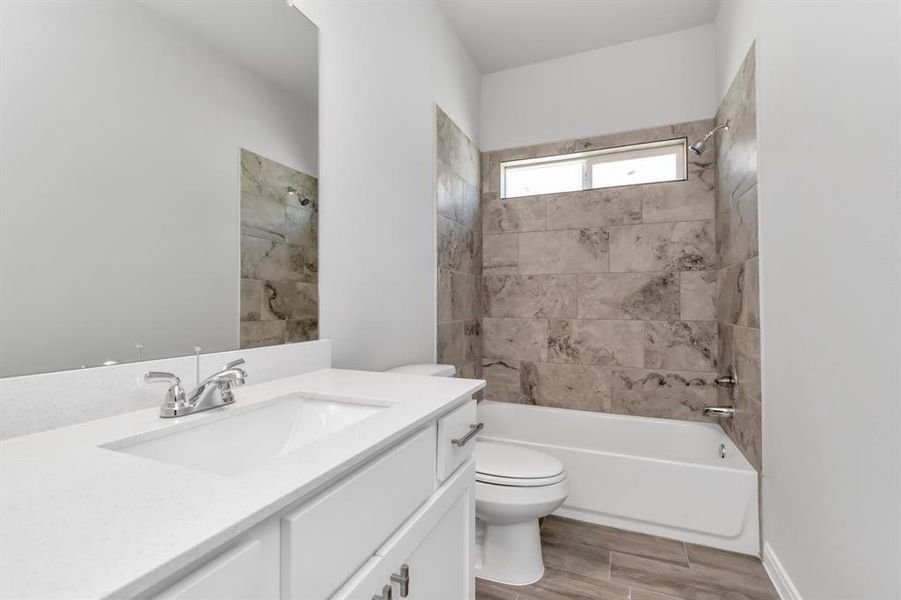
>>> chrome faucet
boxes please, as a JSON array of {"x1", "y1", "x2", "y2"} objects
[
  {"x1": 145, "y1": 359, "x2": 247, "y2": 418},
  {"x1": 703, "y1": 405, "x2": 735, "y2": 418}
]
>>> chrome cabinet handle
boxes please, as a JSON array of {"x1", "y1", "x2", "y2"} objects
[
  {"x1": 390, "y1": 564, "x2": 410, "y2": 597},
  {"x1": 451, "y1": 423, "x2": 483, "y2": 447},
  {"x1": 372, "y1": 584, "x2": 392, "y2": 600}
]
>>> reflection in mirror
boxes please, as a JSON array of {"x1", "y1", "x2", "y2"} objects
[{"x1": 0, "y1": 0, "x2": 319, "y2": 377}]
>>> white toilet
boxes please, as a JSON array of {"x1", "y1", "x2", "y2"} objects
[{"x1": 384, "y1": 363, "x2": 569, "y2": 586}]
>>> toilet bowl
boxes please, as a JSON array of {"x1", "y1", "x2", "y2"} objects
[
  {"x1": 474, "y1": 441, "x2": 568, "y2": 585},
  {"x1": 383, "y1": 363, "x2": 569, "y2": 586}
]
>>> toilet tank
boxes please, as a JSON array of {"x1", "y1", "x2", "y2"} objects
[{"x1": 384, "y1": 363, "x2": 456, "y2": 377}]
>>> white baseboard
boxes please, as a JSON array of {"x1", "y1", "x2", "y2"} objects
[{"x1": 763, "y1": 542, "x2": 803, "y2": 600}]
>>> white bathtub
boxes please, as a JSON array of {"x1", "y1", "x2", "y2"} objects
[{"x1": 477, "y1": 401, "x2": 759, "y2": 555}]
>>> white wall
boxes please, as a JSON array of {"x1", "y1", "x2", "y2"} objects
[
  {"x1": 0, "y1": 1, "x2": 317, "y2": 376},
  {"x1": 296, "y1": 1, "x2": 481, "y2": 371},
  {"x1": 715, "y1": 2, "x2": 901, "y2": 598},
  {"x1": 480, "y1": 24, "x2": 716, "y2": 151}
]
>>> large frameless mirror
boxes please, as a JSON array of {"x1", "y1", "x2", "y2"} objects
[{"x1": 0, "y1": 0, "x2": 319, "y2": 377}]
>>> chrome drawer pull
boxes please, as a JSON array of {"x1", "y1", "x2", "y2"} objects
[
  {"x1": 451, "y1": 423, "x2": 483, "y2": 447},
  {"x1": 390, "y1": 564, "x2": 410, "y2": 597}
]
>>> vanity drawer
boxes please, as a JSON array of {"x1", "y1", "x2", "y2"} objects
[
  {"x1": 436, "y1": 400, "x2": 478, "y2": 482},
  {"x1": 280, "y1": 426, "x2": 436, "y2": 600}
]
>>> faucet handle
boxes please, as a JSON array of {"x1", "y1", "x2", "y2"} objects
[
  {"x1": 223, "y1": 358, "x2": 245, "y2": 370},
  {"x1": 144, "y1": 371, "x2": 187, "y2": 405}
]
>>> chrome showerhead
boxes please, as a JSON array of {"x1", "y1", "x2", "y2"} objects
[
  {"x1": 689, "y1": 140, "x2": 707, "y2": 156},
  {"x1": 689, "y1": 121, "x2": 729, "y2": 155}
]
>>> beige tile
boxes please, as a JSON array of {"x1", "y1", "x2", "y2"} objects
[
  {"x1": 239, "y1": 320, "x2": 285, "y2": 349},
  {"x1": 285, "y1": 204, "x2": 316, "y2": 247},
  {"x1": 548, "y1": 319, "x2": 644, "y2": 367},
  {"x1": 436, "y1": 159, "x2": 463, "y2": 222},
  {"x1": 578, "y1": 273, "x2": 680, "y2": 320},
  {"x1": 610, "y1": 368, "x2": 718, "y2": 422},
  {"x1": 644, "y1": 321, "x2": 718, "y2": 372},
  {"x1": 611, "y1": 552, "x2": 778, "y2": 600},
  {"x1": 484, "y1": 275, "x2": 578, "y2": 319},
  {"x1": 483, "y1": 318, "x2": 549, "y2": 362},
  {"x1": 436, "y1": 106, "x2": 480, "y2": 187},
  {"x1": 680, "y1": 271, "x2": 717, "y2": 321},
  {"x1": 716, "y1": 186, "x2": 758, "y2": 267},
  {"x1": 450, "y1": 271, "x2": 481, "y2": 321},
  {"x1": 718, "y1": 323, "x2": 761, "y2": 403},
  {"x1": 715, "y1": 45, "x2": 757, "y2": 215},
  {"x1": 482, "y1": 358, "x2": 528, "y2": 403},
  {"x1": 609, "y1": 221, "x2": 715, "y2": 273},
  {"x1": 438, "y1": 214, "x2": 476, "y2": 274},
  {"x1": 483, "y1": 233, "x2": 519, "y2": 275},
  {"x1": 285, "y1": 318, "x2": 318, "y2": 342},
  {"x1": 641, "y1": 177, "x2": 715, "y2": 224},
  {"x1": 261, "y1": 281, "x2": 318, "y2": 321},
  {"x1": 437, "y1": 320, "x2": 480, "y2": 369},
  {"x1": 241, "y1": 192, "x2": 286, "y2": 242},
  {"x1": 437, "y1": 269, "x2": 452, "y2": 323},
  {"x1": 546, "y1": 188, "x2": 642, "y2": 229},
  {"x1": 519, "y1": 228, "x2": 609, "y2": 275},
  {"x1": 521, "y1": 362, "x2": 611, "y2": 412},
  {"x1": 483, "y1": 193, "x2": 546, "y2": 233},
  {"x1": 302, "y1": 243, "x2": 318, "y2": 284},
  {"x1": 717, "y1": 258, "x2": 759, "y2": 328},
  {"x1": 240, "y1": 279, "x2": 262, "y2": 322},
  {"x1": 241, "y1": 148, "x2": 317, "y2": 208},
  {"x1": 541, "y1": 517, "x2": 689, "y2": 567},
  {"x1": 241, "y1": 237, "x2": 306, "y2": 282},
  {"x1": 437, "y1": 321, "x2": 462, "y2": 366}
]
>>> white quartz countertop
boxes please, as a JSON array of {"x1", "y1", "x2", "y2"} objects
[{"x1": 0, "y1": 369, "x2": 484, "y2": 600}]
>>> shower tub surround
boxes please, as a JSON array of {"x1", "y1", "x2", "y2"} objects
[
  {"x1": 715, "y1": 45, "x2": 761, "y2": 471},
  {"x1": 240, "y1": 149, "x2": 319, "y2": 349},
  {"x1": 480, "y1": 120, "x2": 721, "y2": 424},
  {"x1": 436, "y1": 107, "x2": 483, "y2": 380}
]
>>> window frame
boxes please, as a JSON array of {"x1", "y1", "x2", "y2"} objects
[{"x1": 500, "y1": 137, "x2": 688, "y2": 199}]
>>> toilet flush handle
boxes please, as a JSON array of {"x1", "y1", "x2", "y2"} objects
[{"x1": 451, "y1": 423, "x2": 484, "y2": 447}]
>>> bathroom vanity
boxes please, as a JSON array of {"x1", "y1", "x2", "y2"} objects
[{"x1": 0, "y1": 369, "x2": 484, "y2": 599}]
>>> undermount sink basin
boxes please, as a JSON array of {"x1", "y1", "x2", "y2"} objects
[{"x1": 106, "y1": 395, "x2": 388, "y2": 476}]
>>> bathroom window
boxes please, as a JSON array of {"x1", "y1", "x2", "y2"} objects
[{"x1": 501, "y1": 138, "x2": 687, "y2": 198}]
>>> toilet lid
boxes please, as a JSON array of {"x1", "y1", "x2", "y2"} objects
[{"x1": 475, "y1": 441, "x2": 564, "y2": 484}]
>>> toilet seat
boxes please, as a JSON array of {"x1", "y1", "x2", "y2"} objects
[
  {"x1": 476, "y1": 471, "x2": 567, "y2": 487},
  {"x1": 475, "y1": 441, "x2": 565, "y2": 488}
]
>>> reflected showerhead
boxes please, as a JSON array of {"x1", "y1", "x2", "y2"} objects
[
  {"x1": 689, "y1": 121, "x2": 729, "y2": 155},
  {"x1": 286, "y1": 187, "x2": 312, "y2": 206}
]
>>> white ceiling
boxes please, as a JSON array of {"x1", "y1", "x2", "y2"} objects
[
  {"x1": 438, "y1": 0, "x2": 720, "y2": 73},
  {"x1": 139, "y1": 0, "x2": 318, "y2": 107}
]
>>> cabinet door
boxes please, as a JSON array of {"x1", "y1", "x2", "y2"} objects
[
  {"x1": 379, "y1": 460, "x2": 475, "y2": 600},
  {"x1": 402, "y1": 482, "x2": 472, "y2": 599},
  {"x1": 330, "y1": 460, "x2": 475, "y2": 600}
]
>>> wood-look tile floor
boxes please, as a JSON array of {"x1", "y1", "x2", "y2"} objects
[{"x1": 476, "y1": 516, "x2": 779, "y2": 600}]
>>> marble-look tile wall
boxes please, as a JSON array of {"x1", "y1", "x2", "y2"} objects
[
  {"x1": 715, "y1": 44, "x2": 761, "y2": 471},
  {"x1": 436, "y1": 107, "x2": 482, "y2": 379},
  {"x1": 240, "y1": 149, "x2": 319, "y2": 348},
  {"x1": 481, "y1": 120, "x2": 722, "y2": 423}
]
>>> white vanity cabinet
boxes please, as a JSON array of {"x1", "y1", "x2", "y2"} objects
[{"x1": 152, "y1": 400, "x2": 478, "y2": 600}]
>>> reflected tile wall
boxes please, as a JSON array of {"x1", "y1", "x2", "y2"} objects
[
  {"x1": 480, "y1": 120, "x2": 720, "y2": 423},
  {"x1": 240, "y1": 149, "x2": 319, "y2": 348},
  {"x1": 436, "y1": 107, "x2": 482, "y2": 380},
  {"x1": 715, "y1": 44, "x2": 761, "y2": 471}
]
